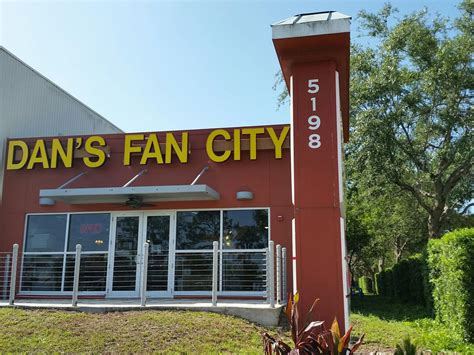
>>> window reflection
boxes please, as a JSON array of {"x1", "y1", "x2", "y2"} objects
[
  {"x1": 223, "y1": 210, "x2": 268, "y2": 249},
  {"x1": 176, "y1": 211, "x2": 220, "y2": 250},
  {"x1": 222, "y1": 253, "x2": 266, "y2": 291},
  {"x1": 21, "y1": 255, "x2": 64, "y2": 291},
  {"x1": 25, "y1": 215, "x2": 67, "y2": 252},
  {"x1": 68, "y1": 214, "x2": 110, "y2": 252}
]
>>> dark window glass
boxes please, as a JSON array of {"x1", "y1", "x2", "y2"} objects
[
  {"x1": 223, "y1": 210, "x2": 269, "y2": 249},
  {"x1": 21, "y1": 255, "x2": 64, "y2": 291},
  {"x1": 64, "y1": 254, "x2": 108, "y2": 292},
  {"x1": 25, "y1": 215, "x2": 67, "y2": 252},
  {"x1": 176, "y1": 211, "x2": 220, "y2": 250},
  {"x1": 174, "y1": 253, "x2": 213, "y2": 291},
  {"x1": 222, "y1": 252, "x2": 266, "y2": 292},
  {"x1": 68, "y1": 214, "x2": 110, "y2": 252},
  {"x1": 112, "y1": 216, "x2": 139, "y2": 291},
  {"x1": 146, "y1": 216, "x2": 170, "y2": 291}
]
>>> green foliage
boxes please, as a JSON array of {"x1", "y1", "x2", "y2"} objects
[
  {"x1": 262, "y1": 294, "x2": 364, "y2": 354},
  {"x1": 374, "y1": 272, "x2": 381, "y2": 294},
  {"x1": 358, "y1": 276, "x2": 374, "y2": 294},
  {"x1": 352, "y1": 295, "x2": 474, "y2": 353},
  {"x1": 349, "y1": 2, "x2": 473, "y2": 238},
  {"x1": 420, "y1": 249, "x2": 434, "y2": 315},
  {"x1": 428, "y1": 227, "x2": 474, "y2": 342},
  {"x1": 376, "y1": 269, "x2": 395, "y2": 299},
  {"x1": 391, "y1": 255, "x2": 426, "y2": 305},
  {"x1": 394, "y1": 337, "x2": 417, "y2": 355}
]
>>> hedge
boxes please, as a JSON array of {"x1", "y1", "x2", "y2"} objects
[
  {"x1": 428, "y1": 228, "x2": 474, "y2": 342},
  {"x1": 375, "y1": 255, "x2": 426, "y2": 306},
  {"x1": 358, "y1": 276, "x2": 374, "y2": 294},
  {"x1": 375, "y1": 269, "x2": 394, "y2": 299}
]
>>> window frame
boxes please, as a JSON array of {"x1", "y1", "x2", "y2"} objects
[
  {"x1": 173, "y1": 208, "x2": 270, "y2": 297},
  {"x1": 20, "y1": 212, "x2": 112, "y2": 295},
  {"x1": 20, "y1": 207, "x2": 271, "y2": 297}
]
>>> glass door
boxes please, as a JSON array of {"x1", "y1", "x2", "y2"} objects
[
  {"x1": 144, "y1": 213, "x2": 174, "y2": 297},
  {"x1": 107, "y1": 214, "x2": 143, "y2": 297}
]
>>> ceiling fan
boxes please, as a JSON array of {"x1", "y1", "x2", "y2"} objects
[{"x1": 124, "y1": 195, "x2": 155, "y2": 209}]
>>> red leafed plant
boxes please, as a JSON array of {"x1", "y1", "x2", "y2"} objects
[{"x1": 262, "y1": 293, "x2": 364, "y2": 354}]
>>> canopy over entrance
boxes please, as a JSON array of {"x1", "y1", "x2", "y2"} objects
[{"x1": 39, "y1": 184, "x2": 220, "y2": 205}]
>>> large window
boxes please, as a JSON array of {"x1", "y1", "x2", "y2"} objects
[
  {"x1": 223, "y1": 209, "x2": 268, "y2": 249},
  {"x1": 175, "y1": 209, "x2": 268, "y2": 294},
  {"x1": 21, "y1": 209, "x2": 270, "y2": 295},
  {"x1": 24, "y1": 215, "x2": 67, "y2": 253},
  {"x1": 21, "y1": 213, "x2": 111, "y2": 293},
  {"x1": 176, "y1": 211, "x2": 220, "y2": 250}
]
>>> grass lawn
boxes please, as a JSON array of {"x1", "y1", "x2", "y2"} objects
[
  {"x1": 0, "y1": 308, "x2": 289, "y2": 353},
  {"x1": 351, "y1": 295, "x2": 474, "y2": 354},
  {"x1": 1, "y1": 297, "x2": 473, "y2": 353}
]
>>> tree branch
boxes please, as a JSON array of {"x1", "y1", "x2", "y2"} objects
[
  {"x1": 393, "y1": 177, "x2": 433, "y2": 213},
  {"x1": 460, "y1": 202, "x2": 474, "y2": 215}
]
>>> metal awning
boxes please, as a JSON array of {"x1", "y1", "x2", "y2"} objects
[{"x1": 39, "y1": 184, "x2": 220, "y2": 204}]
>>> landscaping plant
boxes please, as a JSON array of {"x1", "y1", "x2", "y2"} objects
[
  {"x1": 262, "y1": 293, "x2": 364, "y2": 354},
  {"x1": 394, "y1": 337, "x2": 417, "y2": 355}
]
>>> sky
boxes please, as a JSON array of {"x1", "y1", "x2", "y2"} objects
[{"x1": 0, "y1": 0, "x2": 463, "y2": 133}]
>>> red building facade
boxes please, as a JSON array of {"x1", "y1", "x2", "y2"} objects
[{"x1": 0, "y1": 11, "x2": 351, "y2": 330}]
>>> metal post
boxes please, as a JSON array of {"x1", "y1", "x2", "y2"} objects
[
  {"x1": 9, "y1": 244, "x2": 18, "y2": 305},
  {"x1": 72, "y1": 244, "x2": 82, "y2": 307},
  {"x1": 267, "y1": 241, "x2": 275, "y2": 308},
  {"x1": 141, "y1": 242, "x2": 149, "y2": 307},
  {"x1": 276, "y1": 244, "x2": 282, "y2": 304},
  {"x1": 3, "y1": 254, "x2": 11, "y2": 300},
  {"x1": 212, "y1": 241, "x2": 218, "y2": 306},
  {"x1": 282, "y1": 247, "x2": 287, "y2": 303}
]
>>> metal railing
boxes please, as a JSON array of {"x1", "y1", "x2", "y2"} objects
[{"x1": 4, "y1": 242, "x2": 288, "y2": 308}]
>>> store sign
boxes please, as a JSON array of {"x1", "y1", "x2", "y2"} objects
[{"x1": 6, "y1": 126, "x2": 289, "y2": 170}]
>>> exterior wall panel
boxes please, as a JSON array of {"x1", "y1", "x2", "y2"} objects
[{"x1": 0, "y1": 47, "x2": 122, "y2": 200}]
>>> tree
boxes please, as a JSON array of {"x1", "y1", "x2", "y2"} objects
[
  {"x1": 349, "y1": 2, "x2": 473, "y2": 238},
  {"x1": 275, "y1": 1, "x2": 473, "y2": 238},
  {"x1": 346, "y1": 182, "x2": 427, "y2": 280}
]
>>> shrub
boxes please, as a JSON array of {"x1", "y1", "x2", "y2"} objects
[
  {"x1": 374, "y1": 272, "x2": 381, "y2": 295},
  {"x1": 358, "y1": 276, "x2": 374, "y2": 294},
  {"x1": 383, "y1": 268, "x2": 395, "y2": 299},
  {"x1": 377, "y1": 255, "x2": 426, "y2": 306},
  {"x1": 393, "y1": 260, "x2": 412, "y2": 302},
  {"x1": 262, "y1": 293, "x2": 364, "y2": 354},
  {"x1": 420, "y1": 249, "x2": 434, "y2": 315},
  {"x1": 375, "y1": 269, "x2": 393, "y2": 297},
  {"x1": 406, "y1": 255, "x2": 426, "y2": 306},
  {"x1": 428, "y1": 228, "x2": 474, "y2": 342}
]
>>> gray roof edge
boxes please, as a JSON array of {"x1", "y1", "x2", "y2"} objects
[
  {"x1": 271, "y1": 11, "x2": 351, "y2": 39},
  {"x1": 0, "y1": 46, "x2": 124, "y2": 134}
]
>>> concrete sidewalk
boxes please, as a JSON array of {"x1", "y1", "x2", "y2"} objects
[{"x1": 0, "y1": 298, "x2": 284, "y2": 326}]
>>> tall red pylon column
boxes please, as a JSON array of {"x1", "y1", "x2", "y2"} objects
[{"x1": 272, "y1": 11, "x2": 351, "y2": 331}]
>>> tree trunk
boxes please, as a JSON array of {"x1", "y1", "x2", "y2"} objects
[{"x1": 428, "y1": 205, "x2": 445, "y2": 239}]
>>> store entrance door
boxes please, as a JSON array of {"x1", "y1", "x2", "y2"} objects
[
  {"x1": 143, "y1": 212, "x2": 174, "y2": 298},
  {"x1": 107, "y1": 212, "x2": 174, "y2": 298}
]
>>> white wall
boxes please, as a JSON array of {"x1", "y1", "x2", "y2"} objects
[{"x1": 0, "y1": 47, "x2": 123, "y2": 200}]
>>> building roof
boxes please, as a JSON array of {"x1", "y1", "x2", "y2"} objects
[
  {"x1": 271, "y1": 11, "x2": 351, "y2": 39},
  {"x1": 0, "y1": 46, "x2": 123, "y2": 134}
]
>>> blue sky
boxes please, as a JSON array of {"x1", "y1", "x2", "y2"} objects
[{"x1": 0, "y1": 0, "x2": 462, "y2": 133}]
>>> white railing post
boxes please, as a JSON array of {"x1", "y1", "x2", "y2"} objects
[
  {"x1": 276, "y1": 244, "x2": 282, "y2": 304},
  {"x1": 141, "y1": 242, "x2": 149, "y2": 307},
  {"x1": 267, "y1": 241, "x2": 275, "y2": 308},
  {"x1": 212, "y1": 241, "x2": 218, "y2": 307},
  {"x1": 3, "y1": 254, "x2": 11, "y2": 300},
  {"x1": 9, "y1": 244, "x2": 18, "y2": 305},
  {"x1": 282, "y1": 247, "x2": 287, "y2": 303},
  {"x1": 72, "y1": 244, "x2": 81, "y2": 307}
]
